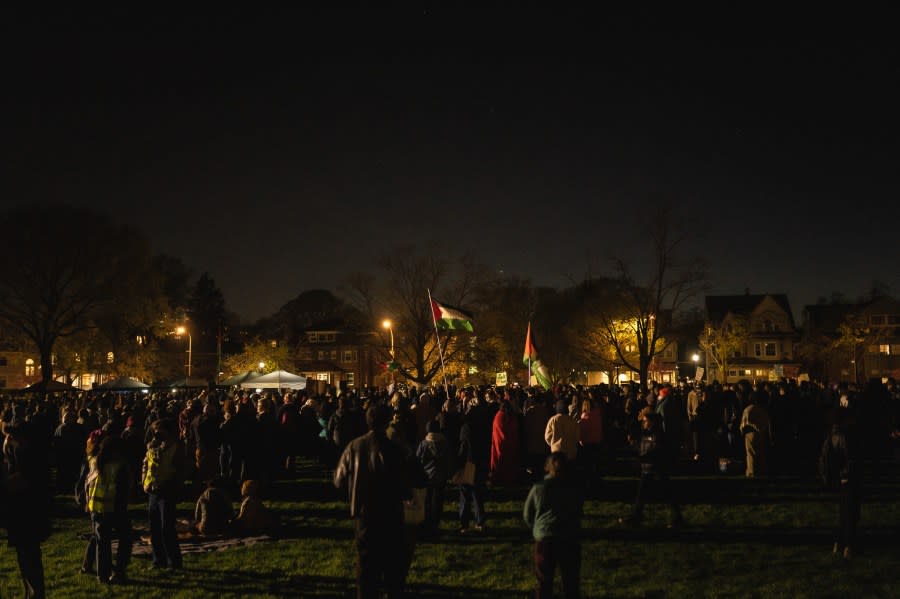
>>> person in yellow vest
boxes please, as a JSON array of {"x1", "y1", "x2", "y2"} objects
[
  {"x1": 142, "y1": 418, "x2": 185, "y2": 570},
  {"x1": 85, "y1": 435, "x2": 133, "y2": 584}
]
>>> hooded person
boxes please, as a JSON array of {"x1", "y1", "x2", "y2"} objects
[
  {"x1": 489, "y1": 400, "x2": 521, "y2": 486},
  {"x1": 544, "y1": 400, "x2": 580, "y2": 461},
  {"x1": 334, "y1": 405, "x2": 411, "y2": 599}
]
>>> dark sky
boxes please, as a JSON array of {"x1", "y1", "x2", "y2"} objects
[{"x1": 4, "y1": 7, "x2": 899, "y2": 322}]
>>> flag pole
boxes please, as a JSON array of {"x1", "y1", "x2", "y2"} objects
[
  {"x1": 527, "y1": 322, "x2": 533, "y2": 387},
  {"x1": 427, "y1": 289, "x2": 450, "y2": 395}
]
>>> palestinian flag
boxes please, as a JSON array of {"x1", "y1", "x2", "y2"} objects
[
  {"x1": 430, "y1": 297, "x2": 474, "y2": 332},
  {"x1": 523, "y1": 322, "x2": 552, "y2": 390}
]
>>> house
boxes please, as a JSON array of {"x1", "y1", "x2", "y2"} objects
[
  {"x1": 0, "y1": 351, "x2": 40, "y2": 390},
  {"x1": 294, "y1": 330, "x2": 382, "y2": 390},
  {"x1": 704, "y1": 293, "x2": 802, "y2": 383},
  {"x1": 803, "y1": 295, "x2": 900, "y2": 384}
]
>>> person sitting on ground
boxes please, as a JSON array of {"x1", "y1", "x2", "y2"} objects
[
  {"x1": 193, "y1": 477, "x2": 234, "y2": 536},
  {"x1": 231, "y1": 480, "x2": 277, "y2": 534}
]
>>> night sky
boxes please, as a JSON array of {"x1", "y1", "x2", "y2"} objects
[{"x1": 4, "y1": 8, "x2": 899, "y2": 322}]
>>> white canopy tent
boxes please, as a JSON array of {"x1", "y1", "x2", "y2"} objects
[{"x1": 240, "y1": 370, "x2": 307, "y2": 390}]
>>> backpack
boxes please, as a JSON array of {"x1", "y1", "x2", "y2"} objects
[{"x1": 818, "y1": 433, "x2": 845, "y2": 489}]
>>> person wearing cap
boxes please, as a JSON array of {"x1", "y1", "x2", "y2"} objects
[
  {"x1": 655, "y1": 386, "x2": 684, "y2": 463},
  {"x1": 544, "y1": 400, "x2": 580, "y2": 461},
  {"x1": 620, "y1": 408, "x2": 683, "y2": 528}
]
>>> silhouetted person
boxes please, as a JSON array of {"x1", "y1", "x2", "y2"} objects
[
  {"x1": 334, "y1": 405, "x2": 411, "y2": 599},
  {"x1": 524, "y1": 452, "x2": 583, "y2": 599},
  {"x1": 3, "y1": 415, "x2": 50, "y2": 599}
]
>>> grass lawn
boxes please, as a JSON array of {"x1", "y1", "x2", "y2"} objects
[{"x1": 2, "y1": 458, "x2": 899, "y2": 598}]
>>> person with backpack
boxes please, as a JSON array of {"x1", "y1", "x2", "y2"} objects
[
  {"x1": 819, "y1": 401, "x2": 860, "y2": 559},
  {"x1": 142, "y1": 418, "x2": 185, "y2": 570},
  {"x1": 84, "y1": 436, "x2": 133, "y2": 584}
]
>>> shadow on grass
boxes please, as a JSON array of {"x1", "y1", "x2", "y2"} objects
[{"x1": 129, "y1": 568, "x2": 523, "y2": 598}]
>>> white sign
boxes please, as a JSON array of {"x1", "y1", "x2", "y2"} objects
[{"x1": 694, "y1": 367, "x2": 704, "y2": 382}]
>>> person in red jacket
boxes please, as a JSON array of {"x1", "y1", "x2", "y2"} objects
[{"x1": 489, "y1": 400, "x2": 521, "y2": 486}]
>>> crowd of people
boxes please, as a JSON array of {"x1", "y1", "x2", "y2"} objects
[{"x1": 1, "y1": 376, "x2": 899, "y2": 598}]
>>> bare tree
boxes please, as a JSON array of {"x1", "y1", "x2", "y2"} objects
[
  {"x1": 379, "y1": 245, "x2": 487, "y2": 385},
  {"x1": 580, "y1": 204, "x2": 707, "y2": 390},
  {"x1": 0, "y1": 204, "x2": 153, "y2": 387}
]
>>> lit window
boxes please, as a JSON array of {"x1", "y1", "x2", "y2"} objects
[
  {"x1": 107, "y1": 352, "x2": 114, "y2": 364},
  {"x1": 345, "y1": 372, "x2": 355, "y2": 386},
  {"x1": 879, "y1": 344, "x2": 891, "y2": 355},
  {"x1": 343, "y1": 351, "x2": 356, "y2": 362},
  {"x1": 316, "y1": 373, "x2": 329, "y2": 381},
  {"x1": 330, "y1": 350, "x2": 338, "y2": 360},
  {"x1": 271, "y1": 340, "x2": 278, "y2": 348},
  {"x1": 25, "y1": 359, "x2": 35, "y2": 376}
]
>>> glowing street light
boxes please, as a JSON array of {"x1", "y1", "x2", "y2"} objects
[
  {"x1": 692, "y1": 354, "x2": 700, "y2": 363},
  {"x1": 174, "y1": 326, "x2": 192, "y2": 377},
  {"x1": 258, "y1": 361, "x2": 266, "y2": 372},
  {"x1": 382, "y1": 319, "x2": 394, "y2": 359}
]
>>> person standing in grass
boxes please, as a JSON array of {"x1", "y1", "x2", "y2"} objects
[
  {"x1": 334, "y1": 404, "x2": 411, "y2": 599},
  {"x1": 85, "y1": 436, "x2": 134, "y2": 584},
  {"x1": 740, "y1": 394, "x2": 770, "y2": 478},
  {"x1": 142, "y1": 418, "x2": 185, "y2": 570},
  {"x1": 819, "y1": 402, "x2": 860, "y2": 559},
  {"x1": 2, "y1": 413, "x2": 50, "y2": 599},
  {"x1": 620, "y1": 408, "x2": 683, "y2": 527},
  {"x1": 523, "y1": 451, "x2": 584, "y2": 599}
]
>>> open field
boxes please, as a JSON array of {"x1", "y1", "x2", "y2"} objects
[{"x1": 2, "y1": 459, "x2": 899, "y2": 598}]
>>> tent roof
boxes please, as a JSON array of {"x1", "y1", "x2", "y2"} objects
[
  {"x1": 21, "y1": 380, "x2": 76, "y2": 392},
  {"x1": 167, "y1": 377, "x2": 209, "y2": 388},
  {"x1": 219, "y1": 371, "x2": 261, "y2": 386},
  {"x1": 241, "y1": 369, "x2": 307, "y2": 390},
  {"x1": 99, "y1": 377, "x2": 150, "y2": 390}
]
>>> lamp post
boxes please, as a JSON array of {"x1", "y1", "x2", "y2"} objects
[
  {"x1": 382, "y1": 320, "x2": 394, "y2": 359},
  {"x1": 259, "y1": 361, "x2": 265, "y2": 374},
  {"x1": 175, "y1": 326, "x2": 192, "y2": 378},
  {"x1": 692, "y1": 353, "x2": 700, "y2": 382}
]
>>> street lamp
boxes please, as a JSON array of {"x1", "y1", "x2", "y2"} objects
[
  {"x1": 258, "y1": 361, "x2": 265, "y2": 373},
  {"x1": 382, "y1": 319, "x2": 394, "y2": 359},
  {"x1": 175, "y1": 326, "x2": 192, "y2": 378}
]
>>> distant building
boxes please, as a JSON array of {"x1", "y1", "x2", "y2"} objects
[
  {"x1": 295, "y1": 330, "x2": 382, "y2": 391},
  {"x1": 0, "y1": 351, "x2": 40, "y2": 390},
  {"x1": 704, "y1": 293, "x2": 802, "y2": 383},
  {"x1": 803, "y1": 295, "x2": 900, "y2": 384}
]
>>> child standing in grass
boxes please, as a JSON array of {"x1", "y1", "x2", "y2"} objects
[{"x1": 523, "y1": 451, "x2": 583, "y2": 599}]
